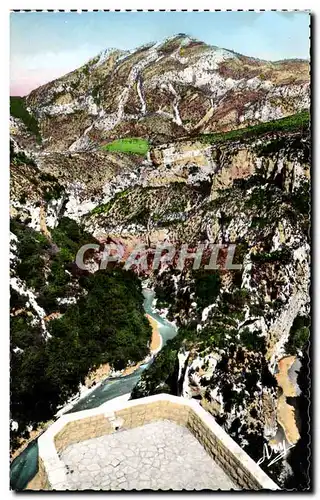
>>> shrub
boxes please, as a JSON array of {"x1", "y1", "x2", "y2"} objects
[
  {"x1": 199, "y1": 111, "x2": 309, "y2": 145},
  {"x1": 10, "y1": 97, "x2": 41, "y2": 141},
  {"x1": 285, "y1": 315, "x2": 310, "y2": 355}
]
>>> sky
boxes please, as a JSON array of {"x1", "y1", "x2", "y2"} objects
[{"x1": 10, "y1": 11, "x2": 310, "y2": 96}]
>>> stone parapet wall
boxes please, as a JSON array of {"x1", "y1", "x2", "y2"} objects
[
  {"x1": 36, "y1": 394, "x2": 279, "y2": 491},
  {"x1": 187, "y1": 408, "x2": 263, "y2": 490},
  {"x1": 54, "y1": 415, "x2": 113, "y2": 454},
  {"x1": 114, "y1": 400, "x2": 190, "y2": 429},
  {"x1": 53, "y1": 400, "x2": 191, "y2": 459}
]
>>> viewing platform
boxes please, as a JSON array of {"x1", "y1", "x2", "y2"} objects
[{"x1": 30, "y1": 394, "x2": 279, "y2": 491}]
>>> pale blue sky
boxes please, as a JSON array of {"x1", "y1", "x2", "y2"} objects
[{"x1": 10, "y1": 11, "x2": 310, "y2": 96}]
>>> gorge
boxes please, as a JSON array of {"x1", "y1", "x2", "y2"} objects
[{"x1": 10, "y1": 33, "x2": 310, "y2": 491}]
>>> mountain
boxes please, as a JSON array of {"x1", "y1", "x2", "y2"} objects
[
  {"x1": 10, "y1": 35, "x2": 310, "y2": 489},
  {"x1": 13, "y1": 34, "x2": 309, "y2": 152}
]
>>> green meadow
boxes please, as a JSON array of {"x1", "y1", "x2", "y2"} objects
[{"x1": 101, "y1": 138, "x2": 149, "y2": 155}]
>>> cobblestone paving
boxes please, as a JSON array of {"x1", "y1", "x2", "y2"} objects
[{"x1": 60, "y1": 420, "x2": 236, "y2": 490}]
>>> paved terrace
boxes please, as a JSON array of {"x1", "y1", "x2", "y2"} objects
[
  {"x1": 34, "y1": 394, "x2": 280, "y2": 491},
  {"x1": 60, "y1": 420, "x2": 236, "y2": 490}
]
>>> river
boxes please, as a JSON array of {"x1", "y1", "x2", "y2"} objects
[{"x1": 10, "y1": 288, "x2": 177, "y2": 490}]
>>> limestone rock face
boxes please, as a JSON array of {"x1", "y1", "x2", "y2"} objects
[
  {"x1": 211, "y1": 148, "x2": 257, "y2": 196},
  {"x1": 21, "y1": 34, "x2": 309, "y2": 152}
]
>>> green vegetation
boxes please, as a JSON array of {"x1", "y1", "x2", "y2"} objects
[
  {"x1": 199, "y1": 111, "x2": 309, "y2": 145},
  {"x1": 81, "y1": 63, "x2": 90, "y2": 77},
  {"x1": 240, "y1": 327, "x2": 266, "y2": 353},
  {"x1": 154, "y1": 272, "x2": 178, "y2": 309},
  {"x1": 224, "y1": 174, "x2": 310, "y2": 240},
  {"x1": 192, "y1": 270, "x2": 221, "y2": 310},
  {"x1": 101, "y1": 138, "x2": 149, "y2": 156},
  {"x1": 10, "y1": 141, "x2": 37, "y2": 167},
  {"x1": 10, "y1": 217, "x2": 92, "y2": 300},
  {"x1": 251, "y1": 247, "x2": 292, "y2": 264},
  {"x1": 91, "y1": 189, "x2": 130, "y2": 215},
  {"x1": 40, "y1": 172, "x2": 65, "y2": 202},
  {"x1": 10, "y1": 219, "x2": 50, "y2": 290},
  {"x1": 131, "y1": 326, "x2": 195, "y2": 399},
  {"x1": 285, "y1": 315, "x2": 310, "y2": 355},
  {"x1": 250, "y1": 216, "x2": 269, "y2": 229},
  {"x1": 290, "y1": 180, "x2": 310, "y2": 217},
  {"x1": 91, "y1": 86, "x2": 102, "y2": 105},
  {"x1": 37, "y1": 217, "x2": 97, "y2": 311},
  {"x1": 10, "y1": 218, "x2": 152, "y2": 447},
  {"x1": 256, "y1": 133, "x2": 310, "y2": 159},
  {"x1": 10, "y1": 97, "x2": 41, "y2": 142}
]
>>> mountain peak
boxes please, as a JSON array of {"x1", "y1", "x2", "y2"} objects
[{"x1": 23, "y1": 35, "x2": 309, "y2": 153}]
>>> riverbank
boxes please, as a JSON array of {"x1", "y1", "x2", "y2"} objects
[
  {"x1": 85, "y1": 363, "x2": 111, "y2": 387},
  {"x1": 146, "y1": 313, "x2": 163, "y2": 353},
  {"x1": 275, "y1": 356, "x2": 300, "y2": 445}
]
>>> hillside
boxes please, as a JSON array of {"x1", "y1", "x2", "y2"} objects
[{"x1": 11, "y1": 34, "x2": 309, "y2": 152}]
